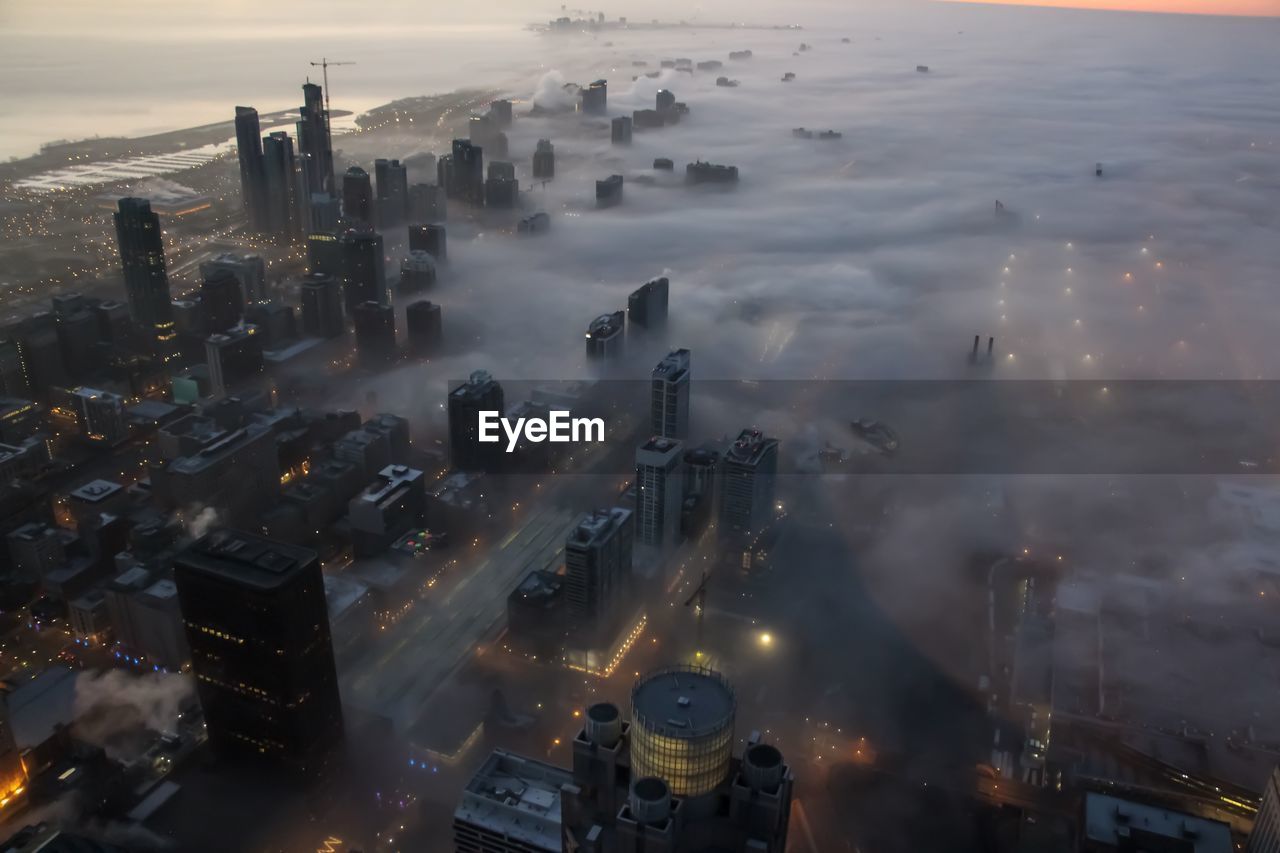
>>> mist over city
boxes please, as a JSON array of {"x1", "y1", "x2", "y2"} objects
[{"x1": 0, "y1": 1, "x2": 1277, "y2": 851}]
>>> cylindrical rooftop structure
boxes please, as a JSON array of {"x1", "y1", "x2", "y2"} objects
[
  {"x1": 586, "y1": 701, "x2": 622, "y2": 748},
  {"x1": 629, "y1": 776, "x2": 672, "y2": 825},
  {"x1": 629, "y1": 666, "x2": 736, "y2": 797},
  {"x1": 742, "y1": 742, "x2": 785, "y2": 791}
]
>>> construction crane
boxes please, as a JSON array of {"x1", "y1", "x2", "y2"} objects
[
  {"x1": 684, "y1": 571, "x2": 710, "y2": 659},
  {"x1": 309, "y1": 58, "x2": 355, "y2": 137}
]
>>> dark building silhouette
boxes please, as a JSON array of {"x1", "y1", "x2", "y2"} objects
[
  {"x1": 399, "y1": 251, "x2": 436, "y2": 292},
  {"x1": 173, "y1": 530, "x2": 343, "y2": 774},
  {"x1": 586, "y1": 311, "x2": 625, "y2": 359},
  {"x1": 564, "y1": 508, "x2": 633, "y2": 640},
  {"x1": 656, "y1": 88, "x2": 676, "y2": 112},
  {"x1": 581, "y1": 79, "x2": 608, "y2": 114},
  {"x1": 406, "y1": 300, "x2": 442, "y2": 355},
  {"x1": 611, "y1": 116, "x2": 633, "y2": 145},
  {"x1": 342, "y1": 166, "x2": 374, "y2": 227},
  {"x1": 439, "y1": 139, "x2": 485, "y2": 207},
  {"x1": 339, "y1": 230, "x2": 386, "y2": 311},
  {"x1": 408, "y1": 223, "x2": 446, "y2": 262},
  {"x1": 719, "y1": 428, "x2": 779, "y2": 563},
  {"x1": 234, "y1": 106, "x2": 267, "y2": 230},
  {"x1": 687, "y1": 161, "x2": 740, "y2": 184},
  {"x1": 628, "y1": 277, "x2": 669, "y2": 329},
  {"x1": 374, "y1": 158, "x2": 409, "y2": 226},
  {"x1": 651, "y1": 348, "x2": 690, "y2": 440},
  {"x1": 297, "y1": 82, "x2": 334, "y2": 196},
  {"x1": 448, "y1": 370, "x2": 504, "y2": 472},
  {"x1": 407, "y1": 182, "x2": 447, "y2": 222},
  {"x1": 113, "y1": 198, "x2": 176, "y2": 359},
  {"x1": 352, "y1": 301, "x2": 397, "y2": 369},
  {"x1": 596, "y1": 174, "x2": 624, "y2": 208},
  {"x1": 488, "y1": 98, "x2": 513, "y2": 127},
  {"x1": 484, "y1": 161, "x2": 518, "y2": 209},
  {"x1": 261, "y1": 131, "x2": 300, "y2": 242},
  {"x1": 200, "y1": 268, "x2": 244, "y2": 334},
  {"x1": 532, "y1": 139, "x2": 555, "y2": 180},
  {"x1": 299, "y1": 272, "x2": 345, "y2": 339},
  {"x1": 205, "y1": 325, "x2": 263, "y2": 398},
  {"x1": 200, "y1": 253, "x2": 266, "y2": 302},
  {"x1": 307, "y1": 231, "x2": 343, "y2": 277}
]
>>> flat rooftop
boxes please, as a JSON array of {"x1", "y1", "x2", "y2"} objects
[
  {"x1": 454, "y1": 749, "x2": 571, "y2": 851},
  {"x1": 631, "y1": 667, "x2": 736, "y2": 737},
  {"x1": 1082, "y1": 793, "x2": 1232, "y2": 853},
  {"x1": 176, "y1": 529, "x2": 316, "y2": 591}
]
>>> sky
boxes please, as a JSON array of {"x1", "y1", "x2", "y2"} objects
[{"x1": 941, "y1": 0, "x2": 1279, "y2": 15}]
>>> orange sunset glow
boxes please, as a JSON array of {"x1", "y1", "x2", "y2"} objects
[{"x1": 942, "y1": 0, "x2": 1279, "y2": 16}]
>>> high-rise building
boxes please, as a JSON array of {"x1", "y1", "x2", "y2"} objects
[
  {"x1": 407, "y1": 183, "x2": 446, "y2": 222},
  {"x1": 299, "y1": 273, "x2": 344, "y2": 338},
  {"x1": 307, "y1": 231, "x2": 343, "y2": 277},
  {"x1": 348, "y1": 464, "x2": 425, "y2": 557},
  {"x1": 611, "y1": 115, "x2": 633, "y2": 145},
  {"x1": 173, "y1": 530, "x2": 343, "y2": 773},
  {"x1": 532, "y1": 139, "x2": 555, "y2": 180},
  {"x1": 629, "y1": 277, "x2": 669, "y2": 329},
  {"x1": 205, "y1": 325, "x2": 263, "y2": 398},
  {"x1": 406, "y1": 300, "x2": 443, "y2": 355},
  {"x1": 308, "y1": 192, "x2": 341, "y2": 232},
  {"x1": 342, "y1": 166, "x2": 374, "y2": 227},
  {"x1": 586, "y1": 311, "x2": 625, "y2": 359},
  {"x1": 352, "y1": 301, "x2": 397, "y2": 369},
  {"x1": 448, "y1": 370, "x2": 503, "y2": 472},
  {"x1": 297, "y1": 81, "x2": 334, "y2": 196},
  {"x1": 200, "y1": 253, "x2": 267, "y2": 303},
  {"x1": 651, "y1": 348, "x2": 690, "y2": 440},
  {"x1": 1251, "y1": 767, "x2": 1280, "y2": 853},
  {"x1": 681, "y1": 447, "x2": 719, "y2": 540},
  {"x1": 596, "y1": 174, "x2": 624, "y2": 208},
  {"x1": 484, "y1": 161, "x2": 518, "y2": 208},
  {"x1": 408, "y1": 223, "x2": 446, "y2": 262},
  {"x1": 234, "y1": 106, "x2": 267, "y2": 230},
  {"x1": 200, "y1": 268, "x2": 244, "y2": 334},
  {"x1": 581, "y1": 79, "x2": 608, "y2": 114},
  {"x1": 374, "y1": 158, "x2": 409, "y2": 226},
  {"x1": 398, "y1": 251, "x2": 436, "y2": 292},
  {"x1": 339, "y1": 229, "x2": 386, "y2": 310},
  {"x1": 719, "y1": 429, "x2": 779, "y2": 563},
  {"x1": 113, "y1": 198, "x2": 176, "y2": 359},
  {"x1": 564, "y1": 508, "x2": 633, "y2": 637},
  {"x1": 150, "y1": 419, "x2": 278, "y2": 524},
  {"x1": 262, "y1": 131, "x2": 300, "y2": 242},
  {"x1": 656, "y1": 88, "x2": 676, "y2": 112},
  {"x1": 488, "y1": 98, "x2": 513, "y2": 127},
  {"x1": 453, "y1": 750, "x2": 569, "y2": 853},
  {"x1": 635, "y1": 437, "x2": 684, "y2": 550},
  {"x1": 440, "y1": 139, "x2": 485, "y2": 207},
  {"x1": 468, "y1": 115, "x2": 509, "y2": 160}
]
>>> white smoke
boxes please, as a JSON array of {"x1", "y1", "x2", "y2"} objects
[
  {"x1": 529, "y1": 70, "x2": 577, "y2": 113},
  {"x1": 72, "y1": 670, "x2": 196, "y2": 760},
  {"x1": 182, "y1": 505, "x2": 220, "y2": 538}
]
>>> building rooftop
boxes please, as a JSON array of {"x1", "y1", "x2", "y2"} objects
[
  {"x1": 725, "y1": 428, "x2": 777, "y2": 466},
  {"x1": 455, "y1": 749, "x2": 572, "y2": 851},
  {"x1": 1082, "y1": 793, "x2": 1232, "y2": 853},
  {"x1": 68, "y1": 479, "x2": 123, "y2": 504},
  {"x1": 177, "y1": 529, "x2": 316, "y2": 591},
  {"x1": 4, "y1": 667, "x2": 78, "y2": 750},
  {"x1": 568, "y1": 508, "x2": 630, "y2": 547},
  {"x1": 631, "y1": 666, "x2": 736, "y2": 739},
  {"x1": 653, "y1": 348, "x2": 690, "y2": 381}
]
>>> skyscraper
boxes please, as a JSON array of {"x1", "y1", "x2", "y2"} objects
[
  {"x1": 448, "y1": 370, "x2": 504, "y2": 472},
  {"x1": 408, "y1": 223, "x2": 446, "y2": 262},
  {"x1": 406, "y1": 300, "x2": 442, "y2": 355},
  {"x1": 297, "y1": 81, "x2": 334, "y2": 197},
  {"x1": 261, "y1": 131, "x2": 300, "y2": 242},
  {"x1": 398, "y1": 251, "x2": 436, "y2": 292},
  {"x1": 407, "y1": 182, "x2": 446, "y2": 223},
  {"x1": 113, "y1": 198, "x2": 176, "y2": 359},
  {"x1": 342, "y1": 166, "x2": 374, "y2": 227},
  {"x1": 441, "y1": 139, "x2": 485, "y2": 207},
  {"x1": 484, "y1": 160, "x2": 518, "y2": 209},
  {"x1": 586, "y1": 312, "x2": 625, "y2": 359},
  {"x1": 339, "y1": 229, "x2": 386, "y2": 311},
  {"x1": 374, "y1": 158, "x2": 409, "y2": 226},
  {"x1": 200, "y1": 268, "x2": 244, "y2": 334},
  {"x1": 200, "y1": 253, "x2": 266, "y2": 302},
  {"x1": 234, "y1": 106, "x2": 267, "y2": 231},
  {"x1": 611, "y1": 115, "x2": 633, "y2": 145},
  {"x1": 635, "y1": 437, "x2": 684, "y2": 550},
  {"x1": 628, "y1": 277, "x2": 669, "y2": 329},
  {"x1": 564, "y1": 508, "x2": 633, "y2": 637},
  {"x1": 581, "y1": 79, "x2": 608, "y2": 114},
  {"x1": 719, "y1": 429, "x2": 779, "y2": 563},
  {"x1": 299, "y1": 272, "x2": 345, "y2": 339},
  {"x1": 205, "y1": 326, "x2": 263, "y2": 398},
  {"x1": 1250, "y1": 766, "x2": 1280, "y2": 853},
  {"x1": 532, "y1": 139, "x2": 555, "y2": 180},
  {"x1": 651, "y1": 349, "x2": 690, "y2": 440},
  {"x1": 173, "y1": 530, "x2": 344, "y2": 773},
  {"x1": 352, "y1": 301, "x2": 397, "y2": 369}
]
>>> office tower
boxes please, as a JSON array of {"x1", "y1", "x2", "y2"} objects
[
  {"x1": 308, "y1": 192, "x2": 340, "y2": 232},
  {"x1": 244, "y1": 302, "x2": 295, "y2": 348},
  {"x1": 628, "y1": 277, "x2": 669, "y2": 329},
  {"x1": 448, "y1": 370, "x2": 504, "y2": 472},
  {"x1": 352, "y1": 301, "x2": 397, "y2": 369},
  {"x1": 488, "y1": 98, "x2": 513, "y2": 127},
  {"x1": 348, "y1": 464, "x2": 425, "y2": 557},
  {"x1": 454, "y1": 750, "x2": 569, "y2": 853},
  {"x1": 93, "y1": 299, "x2": 131, "y2": 346},
  {"x1": 468, "y1": 115, "x2": 509, "y2": 160},
  {"x1": 656, "y1": 88, "x2": 676, "y2": 112},
  {"x1": 307, "y1": 231, "x2": 342, "y2": 277},
  {"x1": 635, "y1": 437, "x2": 684, "y2": 550},
  {"x1": 408, "y1": 223, "x2": 446, "y2": 262},
  {"x1": 151, "y1": 417, "x2": 279, "y2": 521},
  {"x1": 596, "y1": 174, "x2": 623, "y2": 208},
  {"x1": 581, "y1": 79, "x2": 608, "y2": 114},
  {"x1": 113, "y1": 198, "x2": 176, "y2": 359},
  {"x1": 1251, "y1": 767, "x2": 1280, "y2": 853},
  {"x1": 484, "y1": 161, "x2": 518, "y2": 208},
  {"x1": 339, "y1": 229, "x2": 386, "y2": 311},
  {"x1": 611, "y1": 116, "x2": 633, "y2": 145},
  {"x1": 406, "y1": 300, "x2": 442, "y2": 355},
  {"x1": 441, "y1": 139, "x2": 485, "y2": 206},
  {"x1": 261, "y1": 131, "x2": 300, "y2": 241},
  {"x1": 650, "y1": 349, "x2": 690, "y2": 440},
  {"x1": 719, "y1": 428, "x2": 779, "y2": 560},
  {"x1": 200, "y1": 253, "x2": 267, "y2": 303},
  {"x1": 374, "y1": 158, "x2": 409, "y2": 226},
  {"x1": 565, "y1": 508, "x2": 633, "y2": 639},
  {"x1": 1081, "y1": 794, "x2": 1232, "y2": 852},
  {"x1": 532, "y1": 139, "x2": 555, "y2": 180},
  {"x1": 407, "y1": 182, "x2": 446, "y2": 222},
  {"x1": 299, "y1": 273, "x2": 344, "y2": 338},
  {"x1": 585, "y1": 311, "x2": 625, "y2": 359},
  {"x1": 52, "y1": 295, "x2": 97, "y2": 380},
  {"x1": 200, "y1": 268, "x2": 244, "y2": 334},
  {"x1": 67, "y1": 387, "x2": 128, "y2": 444},
  {"x1": 0, "y1": 338, "x2": 30, "y2": 399},
  {"x1": 173, "y1": 530, "x2": 343, "y2": 773},
  {"x1": 205, "y1": 326, "x2": 264, "y2": 398},
  {"x1": 342, "y1": 166, "x2": 374, "y2": 227},
  {"x1": 234, "y1": 106, "x2": 267, "y2": 230},
  {"x1": 297, "y1": 81, "x2": 334, "y2": 196},
  {"x1": 398, "y1": 251, "x2": 436, "y2": 292},
  {"x1": 687, "y1": 161, "x2": 739, "y2": 184}
]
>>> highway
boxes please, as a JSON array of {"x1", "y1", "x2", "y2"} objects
[{"x1": 341, "y1": 504, "x2": 579, "y2": 733}]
